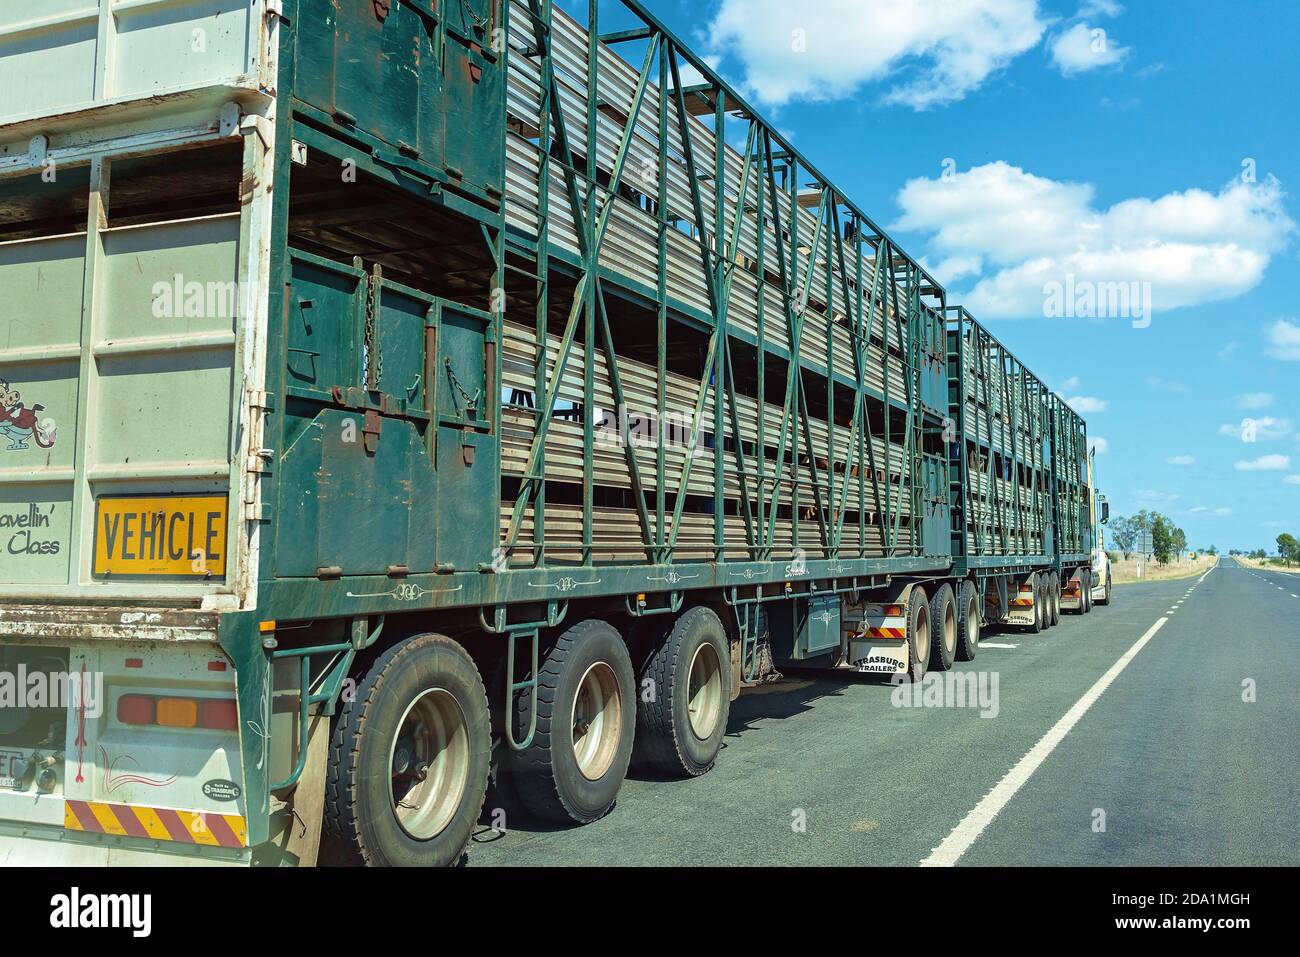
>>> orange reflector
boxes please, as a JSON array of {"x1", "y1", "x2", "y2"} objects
[
  {"x1": 883, "y1": 604, "x2": 904, "y2": 617},
  {"x1": 259, "y1": 620, "x2": 277, "y2": 633},
  {"x1": 156, "y1": 697, "x2": 199, "y2": 728}
]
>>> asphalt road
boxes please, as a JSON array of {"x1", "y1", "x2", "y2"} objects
[{"x1": 469, "y1": 558, "x2": 1298, "y2": 866}]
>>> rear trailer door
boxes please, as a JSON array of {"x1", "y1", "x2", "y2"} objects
[
  {"x1": 0, "y1": 144, "x2": 264, "y2": 603},
  {"x1": 0, "y1": 0, "x2": 275, "y2": 603}
]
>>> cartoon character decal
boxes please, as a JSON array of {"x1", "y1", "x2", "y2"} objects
[{"x1": 0, "y1": 379, "x2": 56, "y2": 451}]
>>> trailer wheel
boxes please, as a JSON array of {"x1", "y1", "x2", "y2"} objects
[
  {"x1": 323, "y1": 633, "x2": 490, "y2": 867},
  {"x1": 633, "y1": 606, "x2": 731, "y2": 777},
  {"x1": 906, "y1": 586, "x2": 931, "y2": 678},
  {"x1": 511, "y1": 619, "x2": 635, "y2": 824},
  {"x1": 955, "y1": 580, "x2": 980, "y2": 662},
  {"x1": 928, "y1": 584, "x2": 957, "y2": 671},
  {"x1": 1081, "y1": 570, "x2": 1093, "y2": 614},
  {"x1": 1026, "y1": 577, "x2": 1043, "y2": 634},
  {"x1": 1048, "y1": 573, "x2": 1060, "y2": 627}
]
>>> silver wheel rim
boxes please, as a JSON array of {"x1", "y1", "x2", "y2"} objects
[
  {"x1": 388, "y1": 688, "x2": 469, "y2": 841},
  {"x1": 915, "y1": 606, "x2": 930, "y2": 668},
  {"x1": 968, "y1": 596, "x2": 980, "y2": 648},
  {"x1": 572, "y1": 662, "x2": 622, "y2": 781},
  {"x1": 943, "y1": 600, "x2": 957, "y2": 658},
  {"x1": 686, "y1": 641, "x2": 724, "y2": 740}
]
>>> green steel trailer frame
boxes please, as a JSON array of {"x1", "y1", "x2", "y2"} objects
[
  {"x1": 946, "y1": 306, "x2": 1091, "y2": 574},
  {"x1": 0, "y1": 0, "x2": 1103, "y2": 867},
  {"x1": 943, "y1": 305, "x2": 1096, "y2": 628}
]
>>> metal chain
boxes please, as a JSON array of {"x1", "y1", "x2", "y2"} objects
[
  {"x1": 444, "y1": 356, "x2": 481, "y2": 416},
  {"x1": 364, "y1": 270, "x2": 382, "y2": 390}
]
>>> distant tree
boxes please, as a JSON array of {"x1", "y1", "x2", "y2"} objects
[
  {"x1": 1172, "y1": 527, "x2": 1188, "y2": 561},
  {"x1": 1109, "y1": 515, "x2": 1138, "y2": 559},
  {"x1": 1205, "y1": 545, "x2": 1218, "y2": 556},
  {"x1": 1151, "y1": 513, "x2": 1175, "y2": 565},
  {"x1": 1278, "y1": 533, "x2": 1300, "y2": 566}
]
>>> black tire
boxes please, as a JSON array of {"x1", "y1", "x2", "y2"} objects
[
  {"x1": 511, "y1": 619, "x2": 635, "y2": 824},
  {"x1": 633, "y1": 606, "x2": 731, "y2": 777},
  {"x1": 928, "y1": 584, "x2": 957, "y2": 671},
  {"x1": 955, "y1": 579, "x2": 980, "y2": 662},
  {"x1": 324, "y1": 633, "x2": 491, "y2": 867},
  {"x1": 906, "y1": 586, "x2": 931, "y2": 679},
  {"x1": 1025, "y1": 577, "x2": 1043, "y2": 634},
  {"x1": 1048, "y1": 573, "x2": 1060, "y2": 627},
  {"x1": 1081, "y1": 570, "x2": 1093, "y2": 614},
  {"x1": 1097, "y1": 572, "x2": 1112, "y2": 606},
  {"x1": 1041, "y1": 577, "x2": 1053, "y2": 630}
]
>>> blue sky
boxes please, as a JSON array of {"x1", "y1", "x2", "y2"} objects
[{"x1": 580, "y1": 0, "x2": 1300, "y2": 552}]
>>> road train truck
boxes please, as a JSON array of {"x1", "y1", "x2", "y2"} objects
[{"x1": 0, "y1": 0, "x2": 1105, "y2": 866}]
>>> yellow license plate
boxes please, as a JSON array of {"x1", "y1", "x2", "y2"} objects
[{"x1": 93, "y1": 495, "x2": 228, "y2": 578}]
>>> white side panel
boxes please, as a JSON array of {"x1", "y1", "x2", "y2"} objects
[{"x1": 0, "y1": 0, "x2": 263, "y2": 127}]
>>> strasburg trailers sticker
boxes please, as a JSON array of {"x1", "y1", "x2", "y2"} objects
[{"x1": 201, "y1": 779, "x2": 241, "y2": 802}]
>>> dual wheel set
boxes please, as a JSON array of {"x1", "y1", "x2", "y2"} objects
[
  {"x1": 1029, "y1": 571, "x2": 1063, "y2": 633},
  {"x1": 1025, "y1": 567, "x2": 1110, "y2": 636},
  {"x1": 321, "y1": 606, "x2": 730, "y2": 866},
  {"x1": 901, "y1": 579, "x2": 983, "y2": 678}
]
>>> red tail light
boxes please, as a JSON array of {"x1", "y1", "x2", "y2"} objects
[
  {"x1": 117, "y1": 694, "x2": 156, "y2": 726},
  {"x1": 201, "y1": 699, "x2": 238, "y2": 731}
]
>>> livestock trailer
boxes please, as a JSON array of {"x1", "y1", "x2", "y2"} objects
[{"x1": 0, "y1": 0, "x2": 1103, "y2": 868}]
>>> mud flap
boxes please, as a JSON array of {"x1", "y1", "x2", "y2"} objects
[{"x1": 261, "y1": 710, "x2": 329, "y2": 866}]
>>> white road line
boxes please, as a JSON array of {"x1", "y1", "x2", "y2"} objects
[
  {"x1": 920, "y1": 616, "x2": 1170, "y2": 867},
  {"x1": 980, "y1": 642, "x2": 1019, "y2": 649}
]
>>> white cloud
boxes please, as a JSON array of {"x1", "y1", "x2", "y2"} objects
[
  {"x1": 1187, "y1": 506, "x2": 1207, "y2": 514},
  {"x1": 706, "y1": 0, "x2": 1047, "y2": 109},
  {"x1": 1234, "y1": 454, "x2": 1291, "y2": 471},
  {"x1": 1091, "y1": 436, "x2": 1109, "y2": 454},
  {"x1": 1213, "y1": 507, "x2": 1233, "y2": 516},
  {"x1": 893, "y1": 162, "x2": 1295, "y2": 319},
  {"x1": 1165, "y1": 455, "x2": 1195, "y2": 466},
  {"x1": 1265, "y1": 318, "x2": 1300, "y2": 360},
  {"x1": 1049, "y1": 23, "x2": 1130, "y2": 76},
  {"x1": 1078, "y1": 0, "x2": 1123, "y2": 16},
  {"x1": 1218, "y1": 417, "x2": 1293, "y2": 442},
  {"x1": 1235, "y1": 392, "x2": 1274, "y2": 410},
  {"x1": 1067, "y1": 395, "x2": 1108, "y2": 413},
  {"x1": 1285, "y1": 474, "x2": 1300, "y2": 485}
]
